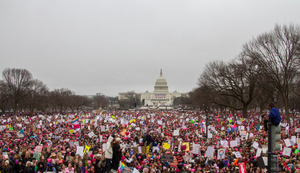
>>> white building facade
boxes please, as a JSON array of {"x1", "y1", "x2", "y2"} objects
[{"x1": 119, "y1": 70, "x2": 186, "y2": 108}]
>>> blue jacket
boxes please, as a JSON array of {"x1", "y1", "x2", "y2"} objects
[{"x1": 269, "y1": 107, "x2": 281, "y2": 125}]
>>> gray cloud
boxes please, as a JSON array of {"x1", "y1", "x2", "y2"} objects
[{"x1": 1, "y1": 0, "x2": 300, "y2": 96}]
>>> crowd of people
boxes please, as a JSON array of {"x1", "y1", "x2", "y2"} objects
[{"x1": 0, "y1": 103, "x2": 299, "y2": 173}]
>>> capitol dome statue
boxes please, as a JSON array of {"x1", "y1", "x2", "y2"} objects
[
  {"x1": 118, "y1": 69, "x2": 186, "y2": 109},
  {"x1": 154, "y1": 69, "x2": 169, "y2": 93}
]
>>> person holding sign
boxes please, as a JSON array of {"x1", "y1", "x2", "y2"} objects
[{"x1": 105, "y1": 134, "x2": 115, "y2": 172}]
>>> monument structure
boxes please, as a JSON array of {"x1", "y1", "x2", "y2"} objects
[{"x1": 118, "y1": 70, "x2": 186, "y2": 108}]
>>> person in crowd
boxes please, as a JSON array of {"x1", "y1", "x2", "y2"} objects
[
  {"x1": 105, "y1": 134, "x2": 114, "y2": 172},
  {"x1": 24, "y1": 161, "x2": 34, "y2": 173},
  {"x1": 45, "y1": 163, "x2": 56, "y2": 173},
  {"x1": 1, "y1": 110, "x2": 300, "y2": 172},
  {"x1": 112, "y1": 137, "x2": 122, "y2": 171},
  {"x1": 85, "y1": 160, "x2": 94, "y2": 173},
  {"x1": 36, "y1": 162, "x2": 45, "y2": 173},
  {"x1": 65, "y1": 162, "x2": 74, "y2": 173}
]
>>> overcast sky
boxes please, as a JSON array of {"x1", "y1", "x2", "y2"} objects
[{"x1": 1, "y1": 0, "x2": 299, "y2": 97}]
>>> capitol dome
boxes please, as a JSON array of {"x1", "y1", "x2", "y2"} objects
[{"x1": 154, "y1": 69, "x2": 169, "y2": 93}]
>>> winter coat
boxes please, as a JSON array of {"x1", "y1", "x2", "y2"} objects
[
  {"x1": 24, "y1": 166, "x2": 35, "y2": 173},
  {"x1": 2, "y1": 165, "x2": 13, "y2": 173},
  {"x1": 269, "y1": 107, "x2": 281, "y2": 125},
  {"x1": 105, "y1": 136, "x2": 114, "y2": 159}
]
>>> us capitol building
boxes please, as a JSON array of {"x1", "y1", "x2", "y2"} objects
[{"x1": 118, "y1": 70, "x2": 187, "y2": 108}]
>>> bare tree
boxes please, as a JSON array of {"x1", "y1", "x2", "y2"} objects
[
  {"x1": 49, "y1": 88, "x2": 72, "y2": 113},
  {"x1": 70, "y1": 95, "x2": 91, "y2": 111},
  {"x1": 2, "y1": 68, "x2": 33, "y2": 113},
  {"x1": 0, "y1": 80, "x2": 10, "y2": 113},
  {"x1": 25, "y1": 79, "x2": 49, "y2": 112},
  {"x1": 118, "y1": 91, "x2": 140, "y2": 109},
  {"x1": 199, "y1": 56, "x2": 259, "y2": 117},
  {"x1": 93, "y1": 93, "x2": 108, "y2": 109},
  {"x1": 243, "y1": 24, "x2": 300, "y2": 121},
  {"x1": 188, "y1": 85, "x2": 213, "y2": 111}
]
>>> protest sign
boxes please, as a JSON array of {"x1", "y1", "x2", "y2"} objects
[
  {"x1": 221, "y1": 140, "x2": 228, "y2": 148},
  {"x1": 235, "y1": 151, "x2": 242, "y2": 158},
  {"x1": 239, "y1": 163, "x2": 246, "y2": 173},
  {"x1": 205, "y1": 146, "x2": 214, "y2": 158},
  {"x1": 76, "y1": 146, "x2": 84, "y2": 157},
  {"x1": 256, "y1": 148, "x2": 262, "y2": 157},
  {"x1": 173, "y1": 130, "x2": 179, "y2": 136},
  {"x1": 230, "y1": 140, "x2": 237, "y2": 148},
  {"x1": 217, "y1": 149, "x2": 226, "y2": 160},
  {"x1": 283, "y1": 147, "x2": 291, "y2": 156},
  {"x1": 161, "y1": 153, "x2": 174, "y2": 162},
  {"x1": 34, "y1": 145, "x2": 43, "y2": 153},
  {"x1": 181, "y1": 142, "x2": 189, "y2": 151},
  {"x1": 284, "y1": 139, "x2": 291, "y2": 147},
  {"x1": 192, "y1": 144, "x2": 200, "y2": 154},
  {"x1": 88, "y1": 131, "x2": 95, "y2": 138},
  {"x1": 252, "y1": 141, "x2": 259, "y2": 149}
]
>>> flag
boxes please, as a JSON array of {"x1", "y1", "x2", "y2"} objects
[
  {"x1": 71, "y1": 117, "x2": 79, "y2": 124},
  {"x1": 118, "y1": 161, "x2": 125, "y2": 173}
]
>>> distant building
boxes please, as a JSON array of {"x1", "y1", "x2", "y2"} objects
[{"x1": 118, "y1": 70, "x2": 187, "y2": 108}]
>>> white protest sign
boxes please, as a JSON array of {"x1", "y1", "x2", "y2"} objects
[
  {"x1": 230, "y1": 140, "x2": 238, "y2": 148},
  {"x1": 256, "y1": 148, "x2": 262, "y2": 157},
  {"x1": 252, "y1": 141, "x2": 259, "y2": 149},
  {"x1": 173, "y1": 130, "x2": 179, "y2": 136},
  {"x1": 208, "y1": 132, "x2": 212, "y2": 139},
  {"x1": 235, "y1": 151, "x2": 242, "y2": 158},
  {"x1": 284, "y1": 139, "x2": 291, "y2": 147},
  {"x1": 88, "y1": 132, "x2": 95, "y2": 138},
  {"x1": 152, "y1": 146, "x2": 159, "y2": 153},
  {"x1": 76, "y1": 146, "x2": 84, "y2": 157},
  {"x1": 291, "y1": 136, "x2": 296, "y2": 144},
  {"x1": 221, "y1": 140, "x2": 228, "y2": 148},
  {"x1": 262, "y1": 145, "x2": 268, "y2": 153},
  {"x1": 217, "y1": 149, "x2": 226, "y2": 160},
  {"x1": 283, "y1": 147, "x2": 291, "y2": 156},
  {"x1": 263, "y1": 157, "x2": 268, "y2": 166},
  {"x1": 205, "y1": 146, "x2": 214, "y2": 158},
  {"x1": 192, "y1": 144, "x2": 200, "y2": 154}
]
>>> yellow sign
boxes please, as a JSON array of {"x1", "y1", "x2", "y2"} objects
[
  {"x1": 129, "y1": 119, "x2": 136, "y2": 123},
  {"x1": 163, "y1": 143, "x2": 170, "y2": 150},
  {"x1": 69, "y1": 129, "x2": 74, "y2": 134},
  {"x1": 146, "y1": 146, "x2": 150, "y2": 154},
  {"x1": 182, "y1": 142, "x2": 190, "y2": 151},
  {"x1": 83, "y1": 145, "x2": 90, "y2": 154}
]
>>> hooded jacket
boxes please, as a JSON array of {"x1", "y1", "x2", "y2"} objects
[
  {"x1": 269, "y1": 107, "x2": 281, "y2": 125},
  {"x1": 105, "y1": 136, "x2": 114, "y2": 159}
]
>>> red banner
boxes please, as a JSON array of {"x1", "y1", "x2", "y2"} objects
[{"x1": 239, "y1": 163, "x2": 246, "y2": 173}]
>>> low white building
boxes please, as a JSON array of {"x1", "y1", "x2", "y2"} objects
[{"x1": 119, "y1": 70, "x2": 186, "y2": 108}]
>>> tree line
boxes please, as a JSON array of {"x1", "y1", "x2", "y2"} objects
[
  {"x1": 188, "y1": 24, "x2": 300, "y2": 120},
  {"x1": 0, "y1": 68, "x2": 115, "y2": 114}
]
